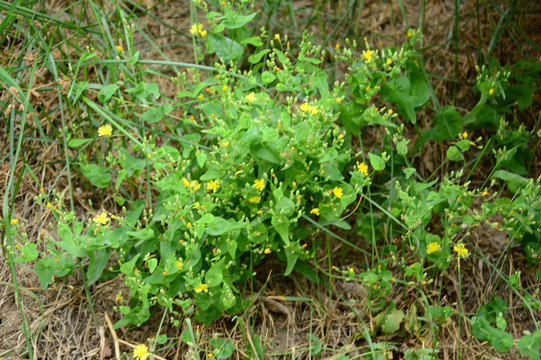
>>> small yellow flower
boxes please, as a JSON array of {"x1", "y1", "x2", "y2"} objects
[
  {"x1": 194, "y1": 283, "x2": 208, "y2": 293},
  {"x1": 97, "y1": 124, "x2": 113, "y2": 137},
  {"x1": 426, "y1": 242, "x2": 441, "y2": 254},
  {"x1": 246, "y1": 92, "x2": 256, "y2": 103},
  {"x1": 349, "y1": 267, "x2": 354, "y2": 273},
  {"x1": 190, "y1": 23, "x2": 207, "y2": 37},
  {"x1": 332, "y1": 187, "x2": 343, "y2": 199},
  {"x1": 253, "y1": 178, "x2": 265, "y2": 192},
  {"x1": 292, "y1": 181, "x2": 297, "y2": 187},
  {"x1": 357, "y1": 162, "x2": 369, "y2": 176},
  {"x1": 463, "y1": 131, "x2": 468, "y2": 139},
  {"x1": 264, "y1": 248, "x2": 271, "y2": 254},
  {"x1": 133, "y1": 344, "x2": 150, "y2": 360},
  {"x1": 176, "y1": 260, "x2": 183, "y2": 270},
  {"x1": 407, "y1": 29, "x2": 413, "y2": 37},
  {"x1": 310, "y1": 208, "x2": 320, "y2": 216},
  {"x1": 335, "y1": 97, "x2": 342, "y2": 103},
  {"x1": 299, "y1": 102, "x2": 320, "y2": 115},
  {"x1": 489, "y1": 88, "x2": 494, "y2": 95},
  {"x1": 206, "y1": 179, "x2": 220, "y2": 192},
  {"x1": 257, "y1": 209, "x2": 263, "y2": 215},
  {"x1": 274, "y1": 33, "x2": 280, "y2": 40},
  {"x1": 116, "y1": 45, "x2": 123, "y2": 52},
  {"x1": 453, "y1": 243, "x2": 469, "y2": 258},
  {"x1": 388, "y1": 109, "x2": 393, "y2": 115},
  {"x1": 249, "y1": 196, "x2": 261, "y2": 204},
  {"x1": 482, "y1": 191, "x2": 488, "y2": 196},
  {"x1": 386, "y1": 58, "x2": 392, "y2": 65},
  {"x1": 361, "y1": 49, "x2": 374, "y2": 63},
  {"x1": 11, "y1": 218, "x2": 18, "y2": 225},
  {"x1": 335, "y1": 43, "x2": 339, "y2": 50},
  {"x1": 338, "y1": 133, "x2": 344, "y2": 140},
  {"x1": 93, "y1": 211, "x2": 110, "y2": 225}
]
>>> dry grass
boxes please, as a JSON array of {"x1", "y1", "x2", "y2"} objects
[{"x1": 1, "y1": 0, "x2": 540, "y2": 359}]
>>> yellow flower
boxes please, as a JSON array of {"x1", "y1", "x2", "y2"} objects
[
  {"x1": 388, "y1": 109, "x2": 393, "y2": 115},
  {"x1": 253, "y1": 178, "x2": 265, "y2": 192},
  {"x1": 264, "y1": 248, "x2": 271, "y2": 254},
  {"x1": 407, "y1": 29, "x2": 413, "y2": 37},
  {"x1": 332, "y1": 187, "x2": 343, "y2": 199},
  {"x1": 361, "y1": 49, "x2": 374, "y2": 63},
  {"x1": 489, "y1": 88, "x2": 494, "y2": 95},
  {"x1": 249, "y1": 196, "x2": 261, "y2": 204},
  {"x1": 206, "y1": 179, "x2": 220, "y2": 192},
  {"x1": 11, "y1": 218, "x2": 18, "y2": 225},
  {"x1": 349, "y1": 267, "x2": 354, "y2": 273},
  {"x1": 116, "y1": 45, "x2": 123, "y2": 52},
  {"x1": 246, "y1": 92, "x2": 256, "y2": 103},
  {"x1": 299, "y1": 102, "x2": 320, "y2": 115},
  {"x1": 453, "y1": 243, "x2": 469, "y2": 258},
  {"x1": 93, "y1": 211, "x2": 110, "y2": 225},
  {"x1": 190, "y1": 23, "x2": 207, "y2": 37},
  {"x1": 482, "y1": 191, "x2": 488, "y2": 196},
  {"x1": 176, "y1": 260, "x2": 183, "y2": 270},
  {"x1": 133, "y1": 344, "x2": 150, "y2": 360},
  {"x1": 274, "y1": 33, "x2": 280, "y2": 40},
  {"x1": 310, "y1": 208, "x2": 320, "y2": 216},
  {"x1": 97, "y1": 124, "x2": 113, "y2": 137},
  {"x1": 463, "y1": 131, "x2": 468, "y2": 139},
  {"x1": 386, "y1": 58, "x2": 392, "y2": 65},
  {"x1": 194, "y1": 283, "x2": 208, "y2": 293},
  {"x1": 357, "y1": 162, "x2": 368, "y2": 176},
  {"x1": 426, "y1": 242, "x2": 441, "y2": 254}
]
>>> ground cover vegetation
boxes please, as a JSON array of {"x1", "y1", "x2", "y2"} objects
[{"x1": 1, "y1": 0, "x2": 541, "y2": 359}]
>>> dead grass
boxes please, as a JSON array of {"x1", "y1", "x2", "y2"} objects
[{"x1": 1, "y1": 0, "x2": 540, "y2": 359}]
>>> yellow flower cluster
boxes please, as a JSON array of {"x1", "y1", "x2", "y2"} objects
[
  {"x1": 194, "y1": 283, "x2": 208, "y2": 293},
  {"x1": 357, "y1": 162, "x2": 368, "y2": 176},
  {"x1": 190, "y1": 23, "x2": 207, "y2": 38},
  {"x1": 332, "y1": 187, "x2": 343, "y2": 199},
  {"x1": 310, "y1": 208, "x2": 320, "y2": 216},
  {"x1": 246, "y1": 92, "x2": 256, "y2": 103},
  {"x1": 299, "y1": 102, "x2": 320, "y2": 115},
  {"x1": 253, "y1": 178, "x2": 265, "y2": 192},
  {"x1": 182, "y1": 177, "x2": 201, "y2": 191},
  {"x1": 206, "y1": 179, "x2": 220, "y2": 192},
  {"x1": 361, "y1": 49, "x2": 374, "y2": 63}
]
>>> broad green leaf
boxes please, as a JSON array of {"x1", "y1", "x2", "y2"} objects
[
  {"x1": 248, "y1": 49, "x2": 270, "y2": 64},
  {"x1": 97, "y1": 84, "x2": 119, "y2": 103},
  {"x1": 125, "y1": 82, "x2": 160, "y2": 100},
  {"x1": 196, "y1": 153, "x2": 207, "y2": 167},
  {"x1": 210, "y1": 338, "x2": 235, "y2": 359},
  {"x1": 35, "y1": 257, "x2": 56, "y2": 289},
  {"x1": 14, "y1": 243, "x2": 39, "y2": 263},
  {"x1": 518, "y1": 329, "x2": 541, "y2": 360},
  {"x1": 205, "y1": 259, "x2": 224, "y2": 287},
  {"x1": 430, "y1": 105, "x2": 462, "y2": 141},
  {"x1": 241, "y1": 36, "x2": 263, "y2": 46},
  {"x1": 208, "y1": 32, "x2": 244, "y2": 61},
  {"x1": 369, "y1": 153, "x2": 385, "y2": 171},
  {"x1": 140, "y1": 104, "x2": 173, "y2": 124},
  {"x1": 493, "y1": 170, "x2": 529, "y2": 194},
  {"x1": 261, "y1": 70, "x2": 276, "y2": 84},
  {"x1": 447, "y1": 145, "x2": 464, "y2": 161},
  {"x1": 284, "y1": 248, "x2": 298, "y2": 276},
  {"x1": 80, "y1": 164, "x2": 111, "y2": 188},
  {"x1": 86, "y1": 248, "x2": 111, "y2": 286},
  {"x1": 271, "y1": 214, "x2": 290, "y2": 245},
  {"x1": 206, "y1": 217, "x2": 245, "y2": 236},
  {"x1": 222, "y1": 11, "x2": 257, "y2": 29},
  {"x1": 307, "y1": 334, "x2": 322, "y2": 356}
]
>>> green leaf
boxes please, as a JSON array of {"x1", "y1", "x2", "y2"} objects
[
  {"x1": 380, "y1": 77, "x2": 416, "y2": 123},
  {"x1": 35, "y1": 257, "x2": 56, "y2": 289},
  {"x1": 205, "y1": 259, "x2": 224, "y2": 287},
  {"x1": 240, "y1": 36, "x2": 263, "y2": 46},
  {"x1": 447, "y1": 145, "x2": 464, "y2": 162},
  {"x1": 208, "y1": 32, "x2": 244, "y2": 61},
  {"x1": 140, "y1": 104, "x2": 173, "y2": 124},
  {"x1": 307, "y1": 334, "x2": 322, "y2": 356},
  {"x1": 211, "y1": 338, "x2": 235, "y2": 359},
  {"x1": 127, "y1": 50, "x2": 139, "y2": 65},
  {"x1": 206, "y1": 217, "x2": 245, "y2": 236},
  {"x1": 404, "y1": 167, "x2": 416, "y2": 179},
  {"x1": 261, "y1": 71, "x2": 276, "y2": 84},
  {"x1": 148, "y1": 258, "x2": 158, "y2": 273},
  {"x1": 369, "y1": 153, "x2": 385, "y2": 171},
  {"x1": 375, "y1": 305, "x2": 405, "y2": 334},
  {"x1": 125, "y1": 82, "x2": 160, "y2": 100},
  {"x1": 430, "y1": 105, "x2": 463, "y2": 141},
  {"x1": 248, "y1": 49, "x2": 270, "y2": 64},
  {"x1": 284, "y1": 248, "x2": 298, "y2": 276},
  {"x1": 120, "y1": 254, "x2": 140, "y2": 275},
  {"x1": 493, "y1": 170, "x2": 530, "y2": 194},
  {"x1": 196, "y1": 153, "x2": 207, "y2": 168},
  {"x1": 86, "y1": 248, "x2": 111, "y2": 286},
  {"x1": 68, "y1": 138, "x2": 92, "y2": 148},
  {"x1": 97, "y1": 84, "x2": 119, "y2": 103},
  {"x1": 271, "y1": 214, "x2": 290, "y2": 246},
  {"x1": 80, "y1": 164, "x2": 112, "y2": 188},
  {"x1": 222, "y1": 10, "x2": 257, "y2": 29},
  {"x1": 14, "y1": 243, "x2": 39, "y2": 263},
  {"x1": 518, "y1": 329, "x2": 541, "y2": 360}
]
